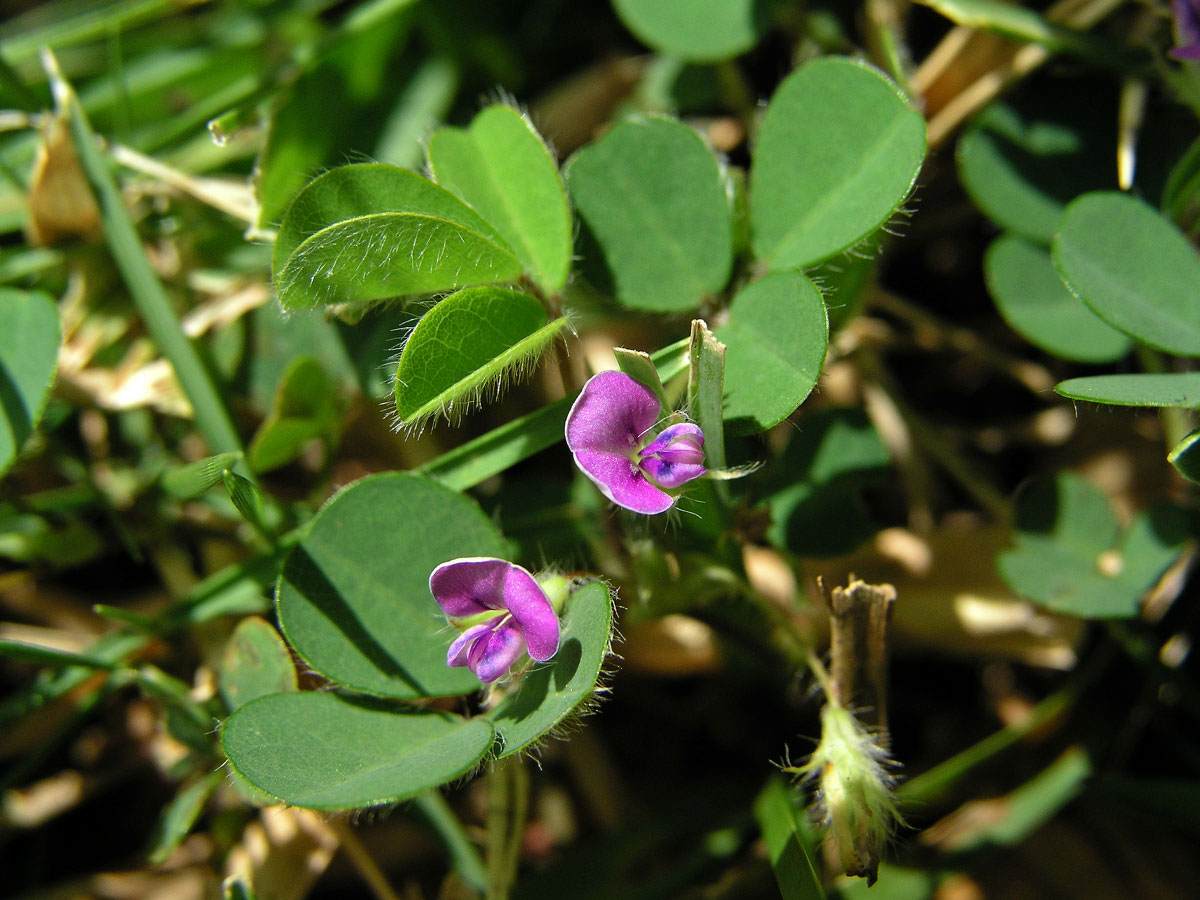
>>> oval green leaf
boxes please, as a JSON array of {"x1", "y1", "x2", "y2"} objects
[
  {"x1": 715, "y1": 271, "x2": 828, "y2": 434},
  {"x1": 985, "y1": 235, "x2": 1130, "y2": 363},
  {"x1": 0, "y1": 288, "x2": 59, "y2": 476},
  {"x1": 248, "y1": 356, "x2": 340, "y2": 473},
  {"x1": 393, "y1": 287, "x2": 568, "y2": 431},
  {"x1": 565, "y1": 116, "x2": 732, "y2": 312},
  {"x1": 222, "y1": 693, "x2": 494, "y2": 809},
  {"x1": 611, "y1": 0, "x2": 766, "y2": 62},
  {"x1": 958, "y1": 87, "x2": 1116, "y2": 243},
  {"x1": 1053, "y1": 191, "x2": 1200, "y2": 356},
  {"x1": 219, "y1": 616, "x2": 298, "y2": 712},
  {"x1": 277, "y1": 472, "x2": 507, "y2": 698},
  {"x1": 429, "y1": 105, "x2": 572, "y2": 294},
  {"x1": 1056, "y1": 373, "x2": 1200, "y2": 408},
  {"x1": 996, "y1": 473, "x2": 1187, "y2": 618},
  {"x1": 273, "y1": 164, "x2": 521, "y2": 310},
  {"x1": 750, "y1": 57, "x2": 926, "y2": 270},
  {"x1": 487, "y1": 580, "x2": 612, "y2": 758}
]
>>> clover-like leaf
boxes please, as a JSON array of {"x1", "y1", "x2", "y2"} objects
[
  {"x1": 997, "y1": 473, "x2": 1188, "y2": 618},
  {"x1": 1053, "y1": 191, "x2": 1200, "y2": 356},
  {"x1": 1056, "y1": 373, "x2": 1200, "y2": 408},
  {"x1": 393, "y1": 287, "x2": 568, "y2": 431},
  {"x1": 764, "y1": 408, "x2": 891, "y2": 557},
  {"x1": 219, "y1": 616, "x2": 297, "y2": 712},
  {"x1": 277, "y1": 473, "x2": 508, "y2": 698},
  {"x1": 715, "y1": 272, "x2": 828, "y2": 434},
  {"x1": 273, "y1": 164, "x2": 521, "y2": 310},
  {"x1": 751, "y1": 57, "x2": 925, "y2": 270},
  {"x1": 222, "y1": 693, "x2": 494, "y2": 809},
  {"x1": 958, "y1": 86, "x2": 1116, "y2": 243},
  {"x1": 566, "y1": 116, "x2": 732, "y2": 312},
  {"x1": 985, "y1": 235, "x2": 1130, "y2": 363},
  {"x1": 611, "y1": 0, "x2": 766, "y2": 62},
  {"x1": 429, "y1": 105, "x2": 572, "y2": 294}
]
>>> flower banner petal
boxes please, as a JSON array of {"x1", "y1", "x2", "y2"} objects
[
  {"x1": 566, "y1": 370, "x2": 662, "y2": 456},
  {"x1": 430, "y1": 557, "x2": 511, "y2": 617}
]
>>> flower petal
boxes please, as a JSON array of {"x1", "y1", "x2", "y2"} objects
[
  {"x1": 574, "y1": 449, "x2": 676, "y2": 514},
  {"x1": 566, "y1": 370, "x2": 662, "y2": 456},
  {"x1": 429, "y1": 557, "x2": 511, "y2": 618},
  {"x1": 502, "y1": 564, "x2": 560, "y2": 661},
  {"x1": 640, "y1": 423, "x2": 705, "y2": 466},
  {"x1": 446, "y1": 622, "x2": 495, "y2": 668},
  {"x1": 469, "y1": 621, "x2": 526, "y2": 683},
  {"x1": 640, "y1": 455, "x2": 707, "y2": 490}
]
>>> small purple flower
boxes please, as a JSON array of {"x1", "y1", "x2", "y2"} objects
[
  {"x1": 1172, "y1": 0, "x2": 1200, "y2": 60},
  {"x1": 565, "y1": 370, "x2": 706, "y2": 515},
  {"x1": 430, "y1": 557, "x2": 560, "y2": 684}
]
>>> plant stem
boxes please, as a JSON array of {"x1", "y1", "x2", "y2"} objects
[
  {"x1": 486, "y1": 756, "x2": 529, "y2": 900},
  {"x1": 414, "y1": 791, "x2": 488, "y2": 893}
]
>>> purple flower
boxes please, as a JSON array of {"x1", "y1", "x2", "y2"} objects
[
  {"x1": 430, "y1": 557, "x2": 560, "y2": 683},
  {"x1": 1172, "y1": 0, "x2": 1200, "y2": 60},
  {"x1": 565, "y1": 370, "x2": 706, "y2": 515}
]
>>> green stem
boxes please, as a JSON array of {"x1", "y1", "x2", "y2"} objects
[
  {"x1": 486, "y1": 757, "x2": 529, "y2": 900},
  {"x1": 897, "y1": 683, "x2": 1076, "y2": 808},
  {"x1": 47, "y1": 53, "x2": 248, "y2": 469},
  {"x1": 414, "y1": 791, "x2": 488, "y2": 893}
]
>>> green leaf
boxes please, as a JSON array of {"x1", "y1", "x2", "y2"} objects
[
  {"x1": 429, "y1": 105, "x2": 572, "y2": 294},
  {"x1": 486, "y1": 580, "x2": 612, "y2": 757},
  {"x1": 715, "y1": 272, "x2": 828, "y2": 434},
  {"x1": 997, "y1": 473, "x2": 1188, "y2": 617},
  {"x1": 753, "y1": 777, "x2": 827, "y2": 900},
  {"x1": 0, "y1": 639, "x2": 118, "y2": 670},
  {"x1": 248, "y1": 357, "x2": 339, "y2": 474},
  {"x1": 750, "y1": 57, "x2": 925, "y2": 269},
  {"x1": 1055, "y1": 373, "x2": 1200, "y2": 408},
  {"x1": 614, "y1": 347, "x2": 669, "y2": 409},
  {"x1": 223, "y1": 471, "x2": 271, "y2": 540},
  {"x1": 765, "y1": 408, "x2": 891, "y2": 557},
  {"x1": 565, "y1": 116, "x2": 732, "y2": 312},
  {"x1": 916, "y1": 0, "x2": 1109, "y2": 59},
  {"x1": 148, "y1": 772, "x2": 222, "y2": 864},
  {"x1": 1169, "y1": 427, "x2": 1200, "y2": 484},
  {"x1": 277, "y1": 473, "x2": 507, "y2": 698},
  {"x1": 0, "y1": 288, "x2": 60, "y2": 476},
  {"x1": 611, "y1": 0, "x2": 766, "y2": 62},
  {"x1": 1053, "y1": 192, "x2": 1200, "y2": 356},
  {"x1": 162, "y1": 452, "x2": 242, "y2": 499},
  {"x1": 393, "y1": 287, "x2": 568, "y2": 430},
  {"x1": 222, "y1": 693, "x2": 495, "y2": 809},
  {"x1": 219, "y1": 616, "x2": 298, "y2": 712},
  {"x1": 273, "y1": 164, "x2": 522, "y2": 310},
  {"x1": 984, "y1": 235, "x2": 1130, "y2": 363}
]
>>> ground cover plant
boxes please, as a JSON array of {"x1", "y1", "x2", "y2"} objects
[{"x1": 1, "y1": 0, "x2": 1198, "y2": 898}]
